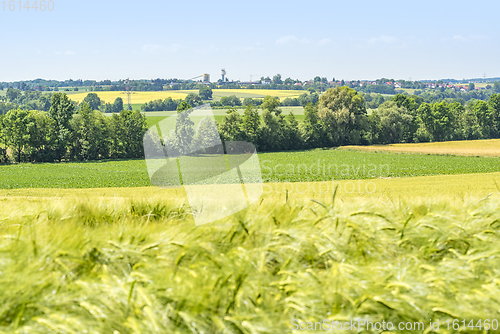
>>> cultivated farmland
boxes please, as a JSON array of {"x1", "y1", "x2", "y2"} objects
[
  {"x1": 67, "y1": 89, "x2": 306, "y2": 105},
  {"x1": 2, "y1": 149, "x2": 500, "y2": 189},
  {"x1": 342, "y1": 138, "x2": 500, "y2": 157},
  {"x1": 1, "y1": 189, "x2": 500, "y2": 332}
]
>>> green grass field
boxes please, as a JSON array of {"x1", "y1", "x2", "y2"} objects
[
  {"x1": 1, "y1": 149, "x2": 500, "y2": 189},
  {"x1": 140, "y1": 106, "x2": 306, "y2": 128}
]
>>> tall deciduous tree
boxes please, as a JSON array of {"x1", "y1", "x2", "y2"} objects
[
  {"x1": 71, "y1": 102, "x2": 109, "y2": 161},
  {"x1": 173, "y1": 101, "x2": 194, "y2": 155},
  {"x1": 472, "y1": 100, "x2": 493, "y2": 138},
  {"x1": 199, "y1": 86, "x2": 213, "y2": 100},
  {"x1": 185, "y1": 93, "x2": 202, "y2": 107},
  {"x1": 109, "y1": 110, "x2": 147, "y2": 158},
  {"x1": 417, "y1": 101, "x2": 455, "y2": 141},
  {"x1": 3, "y1": 109, "x2": 31, "y2": 163},
  {"x1": 258, "y1": 97, "x2": 288, "y2": 151},
  {"x1": 27, "y1": 110, "x2": 56, "y2": 162},
  {"x1": 488, "y1": 94, "x2": 500, "y2": 138},
  {"x1": 493, "y1": 82, "x2": 500, "y2": 93},
  {"x1": 241, "y1": 104, "x2": 261, "y2": 143},
  {"x1": 48, "y1": 93, "x2": 75, "y2": 161},
  {"x1": 0, "y1": 115, "x2": 8, "y2": 163},
  {"x1": 83, "y1": 93, "x2": 102, "y2": 111},
  {"x1": 375, "y1": 101, "x2": 415, "y2": 144},
  {"x1": 113, "y1": 97, "x2": 124, "y2": 112},
  {"x1": 317, "y1": 86, "x2": 367, "y2": 145},
  {"x1": 301, "y1": 103, "x2": 324, "y2": 148},
  {"x1": 262, "y1": 96, "x2": 281, "y2": 115},
  {"x1": 219, "y1": 108, "x2": 244, "y2": 142}
]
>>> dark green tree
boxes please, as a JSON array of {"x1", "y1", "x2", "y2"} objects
[
  {"x1": 258, "y1": 97, "x2": 288, "y2": 151},
  {"x1": 392, "y1": 94, "x2": 419, "y2": 114},
  {"x1": 416, "y1": 101, "x2": 454, "y2": 141},
  {"x1": 262, "y1": 96, "x2": 281, "y2": 115},
  {"x1": 109, "y1": 110, "x2": 147, "y2": 158},
  {"x1": 174, "y1": 102, "x2": 194, "y2": 154},
  {"x1": 285, "y1": 112, "x2": 303, "y2": 149},
  {"x1": 113, "y1": 97, "x2": 124, "y2": 112},
  {"x1": 48, "y1": 93, "x2": 75, "y2": 161},
  {"x1": 71, "y1": 103, "x2": 107, "y2": 160},
  {"x1": 26, "y1": 110, "x2": 56, "y2": 162},
  {"x1": 301, "y1": 103, "x2": 324, "y2": 148},
  {"x1": 317, "y1": 86, "x2": 367, "y2": 145},
  {"x1": 493, "y1": 82, "x2": 500, "y2": 93},
  {"x1": 219, "y1": 108, "x2": 244, "y2": 142},
  {"x1": 241, "y1": 104, "x2": 261, "y2": 143},
  {"x1": 199, "y1": 86, "x2": 213, "y2": 100},
  {"x1": 375, "y1": 101, "x2": 415, "y2": 144},
  {"x1": 5, "y1": 88, "x2": 21, "y2": 102},
  {"x1": 472, "y1": 100, "x2": 493, "y2": 138},
  {"x1": 0, "y1": 115, "x2": 8, "y2": 163},
  {"x1": 3, "y1": 109, "x2": 31, "y2": 163},
  {"x1": 272, "y1": 74, "x2": 282, "y2": 85},
  {"x1": 185, "y1": 93, "x2": 202, "y2": 107},
  {"x1": 83, "y1": 93, "x2": 102, "y2": 110}
]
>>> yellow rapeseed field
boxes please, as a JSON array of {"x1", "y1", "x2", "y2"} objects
[
  {"x1": 67, "y1": 91, "x2": 191, "y2": 104},
  {"x1": 342, "y1": 139, "x2": 500, "y2": 157},
  {"x1": 67, "y1": 89, "x2": 306, "y2": 104}
]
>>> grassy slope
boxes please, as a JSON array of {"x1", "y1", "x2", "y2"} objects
[
  {"x1": 1, "y1": 191, "x2": 500, "y2": 332},
  {"x1": 342, "y1": 139, "x2": 500, "y2": 157}
]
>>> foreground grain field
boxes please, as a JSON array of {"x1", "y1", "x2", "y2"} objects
[
  {"x1": 342, "y1": 139, "x2": 500, "y2": 157},
  {"x1": 1, "y1": 189, "x2": 500, "y2": 333}
]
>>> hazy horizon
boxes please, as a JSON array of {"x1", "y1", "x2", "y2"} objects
[{"x1": 1, "y1": 0, "x2": 499, "y2": 82}]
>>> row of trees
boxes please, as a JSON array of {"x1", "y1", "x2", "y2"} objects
[
  {"x1": 0, "y1": 93, "x2": 147, "y2": 163},
  {"x1": 216, "y1": 87, "x2": 500, "y2": 152},
  {"x1": 2, "y1": 88, "x2": 500, "y2": 165}
]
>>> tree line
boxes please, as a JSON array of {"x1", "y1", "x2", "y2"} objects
[
  {"x1": 0, "y1": 93, "x2": 147, "y2": 164},
  {"x1": 2, "y1": 87, "x2": 500, "y2": 165},
  {"x1": 216, "y1": 87, "x2": 500, "y2": 152}
]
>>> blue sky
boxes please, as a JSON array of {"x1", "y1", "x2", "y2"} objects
[{"x1": 1, "y1": 0, "x2": 499, "y2": 82}]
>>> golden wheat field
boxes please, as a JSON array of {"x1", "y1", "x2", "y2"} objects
[{"x1": 342, "y1": 139, "x2": 500, "y2": 157}]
